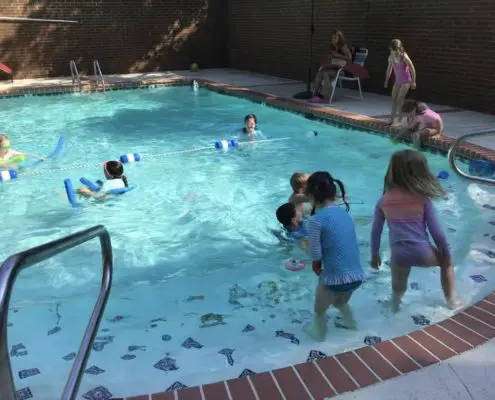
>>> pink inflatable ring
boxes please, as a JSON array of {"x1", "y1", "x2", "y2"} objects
[{"x1": 285, "y1": 258, "x2": 306, "y2": 271}]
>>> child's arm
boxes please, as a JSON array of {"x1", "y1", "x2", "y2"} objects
[
  {"x1": 403, "y1": 53, "x2": 417, "y2": 89},
  {"x1": 370, "y1": 198, "x2": 385, "y2": 268},
  {"x1": 24, "y1": 153, "x2": 47, "y2": 161},
  {"x1": 384, "y1": 56, "x2": 393, "y2": 88},
  {"x1": 424, "y1": 199, "x2": 451, "y2": 262},
  {"x1": 307, "y1": 218, "x2": 323, "y2": 275}
]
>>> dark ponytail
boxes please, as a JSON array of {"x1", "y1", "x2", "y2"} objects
[
  {"x1": 122, "y1": 175, "x2": 129, "y2": 187},
  {"x1": 334, "y1": 179, "x2": 349, "y2": 212},
  {"x1": 305, "y1": 171, "x2": 350, "y2": 212}
]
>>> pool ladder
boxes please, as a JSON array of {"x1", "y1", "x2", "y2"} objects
[
  {"x1": 0, "y1": 225, "x2": 114, "y2": 400},
  {"x1": 69, "y1": 60, "x2": 82, "y2": 91},
  {"x1": 69, "y1": 60, "x2": 106, "y2": 92},
  {"x1": 93, "y1": 60, "x2": 106, "y2": 92},
  {"x1": 447, "y1": 129, "x2": 495, "y2": 185}
]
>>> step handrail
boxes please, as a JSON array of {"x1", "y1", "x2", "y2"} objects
[
  {"x1": 0, "y1": 225, "x2": 113, "y2": 400},
  {"x1": 447, "y1": 130, "x2": 495, "y2": 185},
  {"x1": 69, "y1": 60, "x2": 81, "y2": 91},
  {"x1": 93, "y1": 60, "x2": 106, "y2": 92}
]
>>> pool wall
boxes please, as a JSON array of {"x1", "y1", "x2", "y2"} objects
[{"x1": 2, "y1": 77, "x2": 495, "y2": 400}]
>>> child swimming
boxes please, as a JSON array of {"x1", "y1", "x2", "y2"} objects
[
  {"x1": 240, "y1": 114, "x2": 265, "y2": 139},
  {"x1": 77, "y1": 160, "x2": 129, "y2": 200},
  {"x1": 276, "y1": 202, "x2": 308, "y2": 250},
  {"x1": 288, "y1": 172, "x2": 311, "y2": 210},
  {"x1": 0, "y1": 134, "x2": 46, "y2": 169},
  {"x1": 370, "y1": 150, "x2": 461, "y2": 312},
  {"x1": 303, "y1": 171, "x2": 364, "y2": 342}
]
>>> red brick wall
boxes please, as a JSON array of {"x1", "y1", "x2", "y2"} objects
[
  {"x1": 0, "y1": 0, "x2": 228, "y2": 78},
  {"x1": 228, "y1": 0, "x2": 495, "y2": 113}
]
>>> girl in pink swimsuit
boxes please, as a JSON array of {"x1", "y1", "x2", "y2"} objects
[
  {"x1": 371, "y1": 150, "x2": 461, "y2": 312},
  {"x1": 384, "y1": 39, "x2": 417, "y2": 126},
  {"x1": 400, "y1": 100, "x2": 444, "y2": 148}
]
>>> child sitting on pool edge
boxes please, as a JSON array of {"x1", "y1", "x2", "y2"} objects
[
  {"x1": 77, "y1": 160, "x2": 129, "y2": 200},
  {"x1": 276, "y1": 202, "x2": 308, "y2": 250},
  {"x1": 0, "y1": 134, "x2": 46, "y2": 169},
  {"x1": 394, "y1": 100, "x2": 444, "y2": 148}
]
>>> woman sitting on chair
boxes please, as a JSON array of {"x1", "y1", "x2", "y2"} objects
[{"x1": 310, "y1": 30, "x2": 352, "y2": 103}]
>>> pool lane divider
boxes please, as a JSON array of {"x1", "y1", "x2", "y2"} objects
[{"x1": 1, "y1": 137, "x2": 291, "y2": 180}]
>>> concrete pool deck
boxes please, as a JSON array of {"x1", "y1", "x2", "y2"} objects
[{"x1": 1, "y1": 69, "x2": 494, "y2": 400}]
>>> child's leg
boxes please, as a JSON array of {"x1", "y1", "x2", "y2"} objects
[
  {"x1": 391, "y1": 263, "x2": 411, "y2": 313},
  {"x1": 389, "y1": 84, "x2": 400, "y2": 124},
  {"x1": 333, "y1": 293, "x2": 357, "y2": 329},
  {"x1": 394, "y1": 84, "x2": 410, "y2": 125},
  {"x1": 303, "y1": 283, "x2": 335, "y2": 342}
]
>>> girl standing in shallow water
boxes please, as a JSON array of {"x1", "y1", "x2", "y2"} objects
[
  {"x1": 303, "y1": 172, "x2": 364, "y2": 342},
  {"x1": 384, "y1": 39, "x2": 416, "y2": 126},
  {"x1": 371, "y1": 150, "x2": 461, "y2": 312}
]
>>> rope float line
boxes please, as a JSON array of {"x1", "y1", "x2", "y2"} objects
[{"x1": 8, "y1": 137, "x2": 291, "y2": 179}]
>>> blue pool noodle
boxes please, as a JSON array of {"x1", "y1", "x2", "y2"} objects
[{"x1": 64, "y1": 179, "x2": 79, "y2": 207}]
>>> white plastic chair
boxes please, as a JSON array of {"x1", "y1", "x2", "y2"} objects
[{"x1": 328, "y1": 48, "x2": 368, "y2": 104}]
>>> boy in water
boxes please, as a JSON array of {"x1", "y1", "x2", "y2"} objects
[
  {"x1": 276, "y1": 202, "x2": 308, "y2": 250},
  {"x1": 289, "y1": 172, "x2": 312, "y2": 212}
]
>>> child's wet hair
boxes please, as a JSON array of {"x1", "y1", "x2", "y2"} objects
[
  {"x1": 383, "y1": 150, "x2": 446, "y2": 199},
  {"x1": 389, "y1": 39, "x2": 405, "y2": 54},
  {"x1": 244, "y1": 114, "x2": 257, "y2": 125},
  {"x1": 290, "y1": 172, "x2": 307, "y2": 192},
  {"x1": 402, "y1": 100, "x2": 428, "y2": 114},
  {"x1": 276, "y1": 203, "x2": 296, "y2": 228},
  {"x1": 305, "y1": 171, "x2": 349, "y2": 211},
  {"x1": 104, "y1": 160, "x2": 129, "y2": 187}
]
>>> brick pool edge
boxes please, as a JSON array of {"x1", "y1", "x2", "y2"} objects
[{"x1": 1, "y1": 76, "x2": 494, "y2": 400}]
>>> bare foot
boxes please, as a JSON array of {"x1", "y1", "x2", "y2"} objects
[
  {"x1": 303, "y1": 314, "x2": 327, "y2": 342},
  {"x1": 447, "y1": 297, "x2": 464, "y2": 310}
]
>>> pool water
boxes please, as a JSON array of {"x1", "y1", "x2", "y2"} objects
[{"x1": 1, "y1": 86, "x2": 495, "y2": 400}]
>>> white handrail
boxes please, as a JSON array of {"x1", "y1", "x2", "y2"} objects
[
  {"x1": 0, "y1": 16, "x2": 78, "y2": 24},
  {"x1": 69, "y1": 60, "x2": 81, "y2": 91},
  {"x1": 93, "y1": 60, "x2": 106, "y2": 92}
]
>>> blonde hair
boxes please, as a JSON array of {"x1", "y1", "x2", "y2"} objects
[
  {"x1": 389, "y1": 38, "x2": 405, "y2": 55},
  {"x1": 384, "y1": 150, "x2": 446, "y2": 199},
  {"x1": 290, "y1": 172, "x2": 307, "y2": 192}
]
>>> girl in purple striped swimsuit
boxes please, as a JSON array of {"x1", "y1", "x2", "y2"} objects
[
  {"x1": 384, "y1": 39, "x2": 417, "y2": 126},
  {"x1": 371, "y1": 150, "x2": 461, "y2": 312}
]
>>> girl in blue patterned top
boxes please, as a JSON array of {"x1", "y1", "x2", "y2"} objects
[{"x1": 303, "y1": 171, "x2": 365, "y2": 342}]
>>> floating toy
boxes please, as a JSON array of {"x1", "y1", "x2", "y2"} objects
[
  {"x1": 284, "y1": 258, "x2": 306, "y2": 271},
  {"x1": 0, "y1": 169, "x2": 17, "y2": 182},
  {"x1": 215, "y1": 139, "x2": 238, "y2": 151},
  {"x1": 120, "y1": 153, "x2": 141, "y2": 164},
  {"x1": 305, "y1": 130, "x2": 318, "y2": 137},
  {"x1": 437, "y1": 171, "x2": 449, "y2": 179}
]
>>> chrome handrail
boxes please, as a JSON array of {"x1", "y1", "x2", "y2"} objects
[
  {"x1": 0, "y1": 225, "x2": 113, "y2": 400},
  {"x1": 93, "y1": 60, "x2": 106, "y2": 92},
  {"x1": 447, "y1": 130, "x2": 495, "y2": 185},
  {"x1": 69, "y1": 60, "x2": 82, "y2": 91}
]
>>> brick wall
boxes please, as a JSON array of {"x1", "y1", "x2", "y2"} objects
[
  {"x1": 0, "y1": 0, "x2": 228, "y2": 78},
  {"x1": 228, "y1": 0, "x2": 495, "y2": 113}
]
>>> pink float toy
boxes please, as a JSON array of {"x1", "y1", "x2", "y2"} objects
[{"x1": 284, "y1": 258, "x2": 306, "y2": 271}]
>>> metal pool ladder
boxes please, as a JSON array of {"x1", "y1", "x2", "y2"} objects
[
  {"x1": 69, "y1": 60, "x2": 82, "y2": 92},
  {"x1": 0, "y1": 225, "x2": 114, "y2": 400},
  {"x1": 93, "y1": 60, "x2": 106, "y2": 92},
  {"x1": 447, "y1": 129, "x2": 495, "y2": 185}
]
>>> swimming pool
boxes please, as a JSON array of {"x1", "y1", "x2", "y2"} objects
[{"x1": 1, "y1": 85, "x2": 495, "y2": 400}]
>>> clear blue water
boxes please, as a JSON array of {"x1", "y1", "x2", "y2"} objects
[{"x1": 1, "y1": 86, "x2": 495, "y2": 399}]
